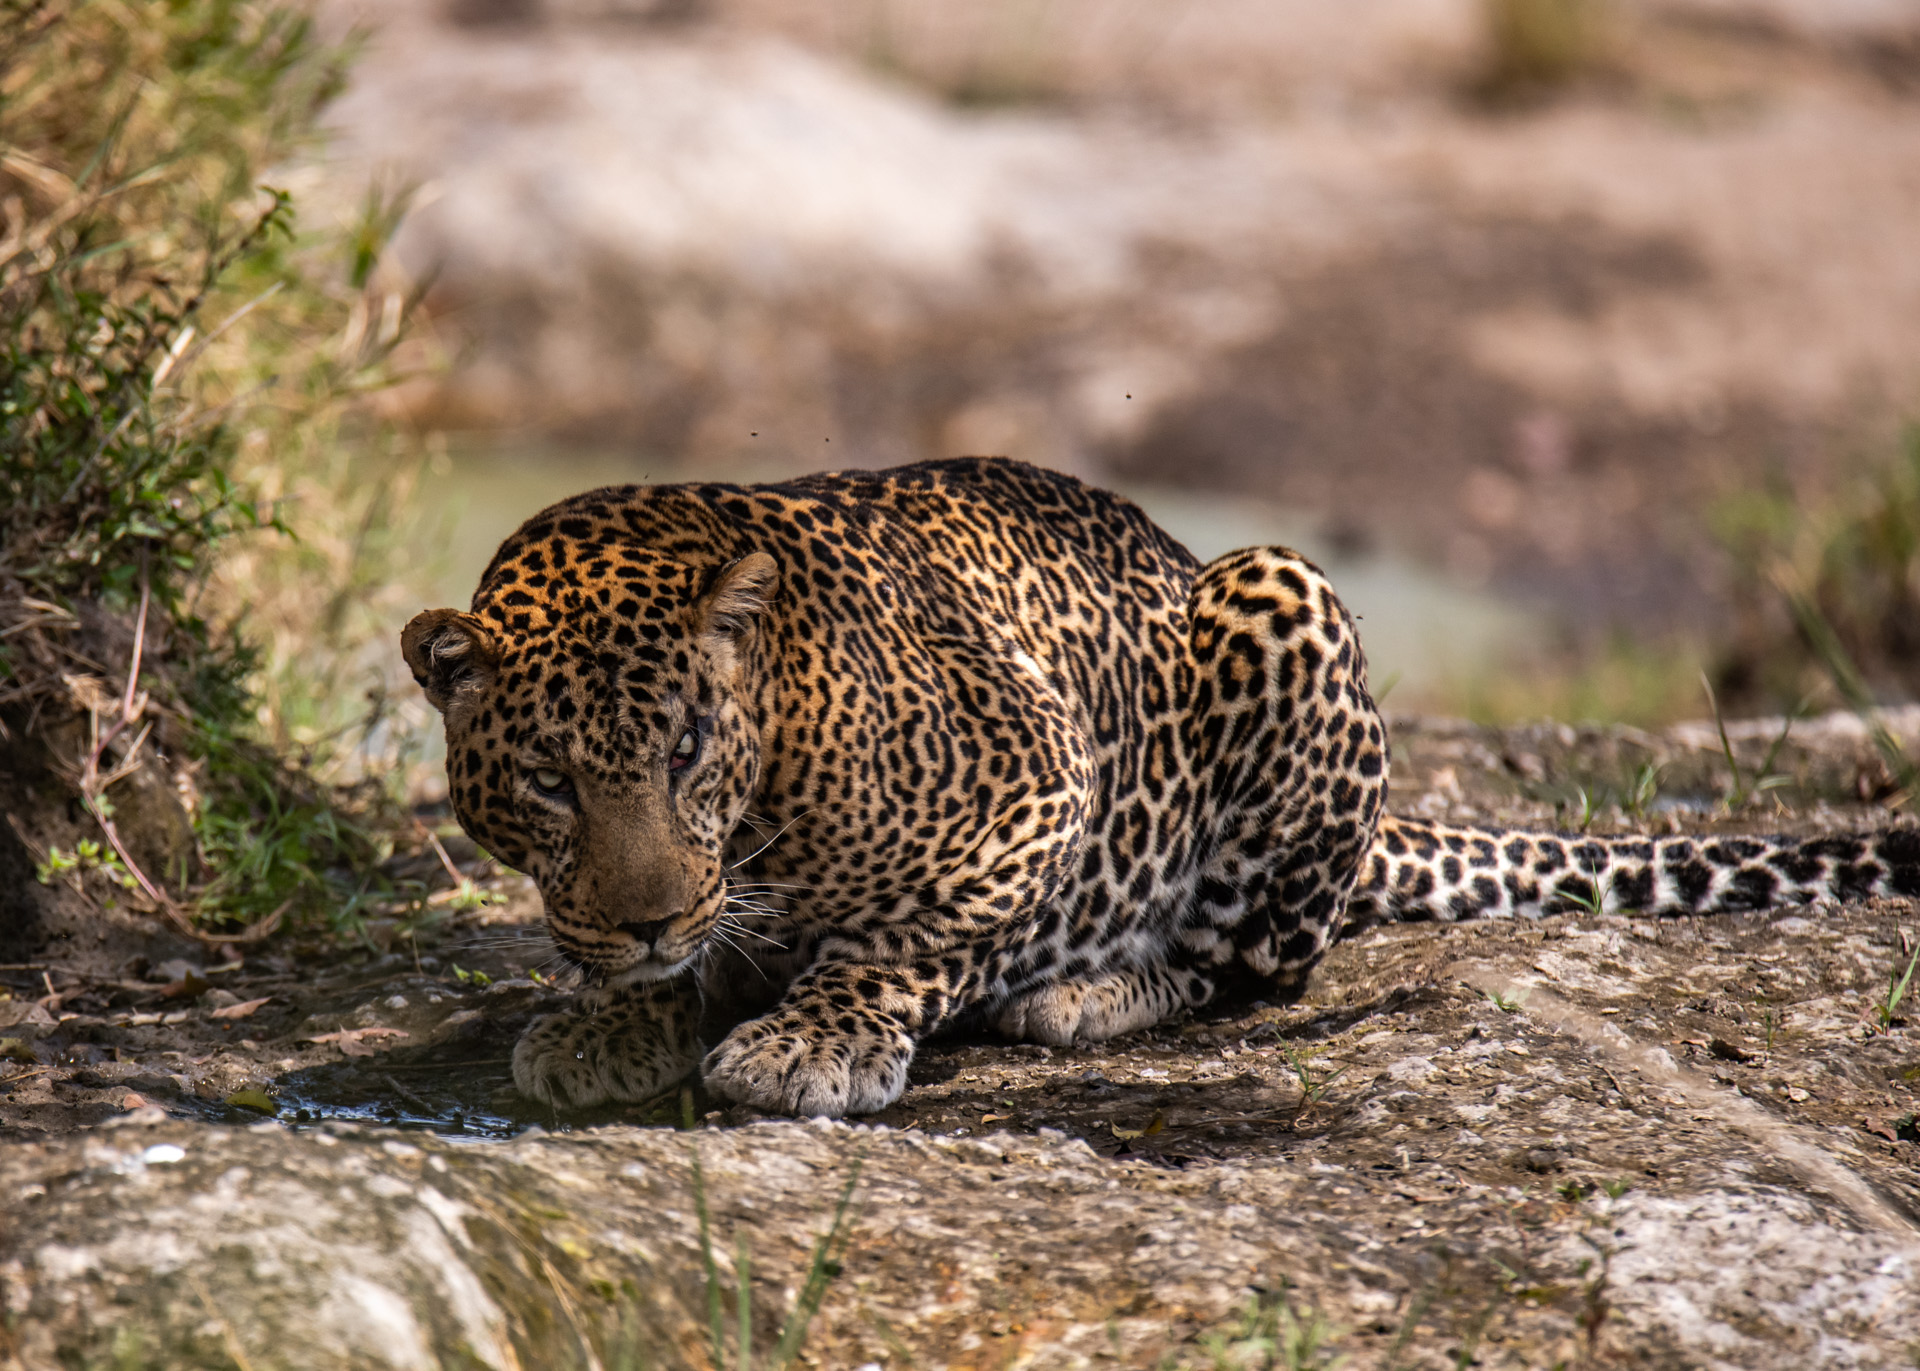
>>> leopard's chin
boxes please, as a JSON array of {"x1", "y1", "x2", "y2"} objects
[{"x1": 606, "y1": 954, "x2": 699, "y2": 987}]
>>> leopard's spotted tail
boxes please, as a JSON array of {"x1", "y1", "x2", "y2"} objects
[{"x1": 1348, "y1": 814, "x2": 1920, "y2": 925}]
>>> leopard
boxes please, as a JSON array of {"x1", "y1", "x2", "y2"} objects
[{"x1": 402, "y1": 457, "x2": 1920, "y2": 1118}]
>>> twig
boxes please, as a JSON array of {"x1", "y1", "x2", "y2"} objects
[
  {"x1": 1599, "y1": 1064, "x2": 1635, "y2": 1108},
  {"x1": 384, "y1": 1073, "x2": 436, "y2": 1114},
  {"x1": 119, "y1": 578, "x2": 148, "y2": 721},
  {"x1": 186, "y1": 1270, "x2": 256, "y2": 1371},
  {"x1": 415, "y1": 818, "x2": 465, "y2": 886}
]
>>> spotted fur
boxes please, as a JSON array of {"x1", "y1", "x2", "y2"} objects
[
  {"x1": 402, "y1": 458, "x2": 1920, "y2": 1117},
  {"x1": 1352, "y1": 819, "x2": 1920, "y2": 925}
]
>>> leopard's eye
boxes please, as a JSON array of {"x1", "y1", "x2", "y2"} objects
[
  {"x1": 669, "y1": 725, "x2": 700, "y2": 772},
  {"x1": 530, "y1": 767, "x2": 572, "y2": 796}
]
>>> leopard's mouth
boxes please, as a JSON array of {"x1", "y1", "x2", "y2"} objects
[
  {"x1": 554, "y1": 903, "x2": 720, "y2": 981},
  {"x1": 606, "y1": 952, "x2": 699, "y2": 987}
]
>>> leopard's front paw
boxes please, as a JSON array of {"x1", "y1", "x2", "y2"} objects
[
  {"x1": 512, "y1": 984, "x2": 701, "y2": 1111},
  {"x1": 701, "y1": 1008, "x2": 912, "y2": 1117}
]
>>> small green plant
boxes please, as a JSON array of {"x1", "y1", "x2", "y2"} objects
[
  {"x1": 1553, "y1": 869, "x2": 1613, "y2": 918},
  {"x1": 34, "y1": 840, "x2": 139, "y2": 892},
  {"x1": 1710, "y1": 424, "x2": 1920, "y2": 782},
  {"x1": 1381, "y1": 1284, "x2": 1437, "y2": 1371},
  {"x1": 442, "y1": 878, "x2": 506, "y2": 912},
  {"x1": 1570, "y1": 784, "x2": 1602, "y2": 833},
  {"x1": 1188, "y1": 1284, "x2": 1344, "y2": 1371},
  {"x1": 1700, "y1": 675, "x2": 1803, "y2": 811},
  {"x1": 1483, "y1": 987, "x2": 1528, "y2": 1013},
  {"x1": 1600, "y1": 1178, "x2": 1633, "y2": 1200},
  {"x1": 1282, "y1": 1046, "x2": 1347, "y2": 1115},
  {"x1": 449, "y1": 963, "x2": 492, "y2": 989},
  {"x1": 1621, "y1": 760, "x2": 1663, "y2": 822},
  {"x1": 1573, "y1": 1233, "x2": 1618, "y2": 1360},
  {"x1": 1877, "y1": 930, "x2": 1920, "y2": 1034},
  {"x1": 1757, "y1": 1004, "x2": 1783, "y2": 1057},
  {"x1": 684, "y1": 1099, "x2": 863, "y2": 1369}
]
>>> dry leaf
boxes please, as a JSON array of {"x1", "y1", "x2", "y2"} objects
[
  {"x1": 0, "y1": 1001, "x2": 54, "y2": 1031},
  {"x1": 304, "y1": 1026, "x2": 410, "y2": 1058},
  {"x1": 159, "y1": 973, "x2": 210, "y2": 1001},
  {"x1": 209, "y1": 997, "x2": 271, "y2": 1021},
  {"x1": 1110, "y1": 1109, "x2": 1166, "y2": 1140}
]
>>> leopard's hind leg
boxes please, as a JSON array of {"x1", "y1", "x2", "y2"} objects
[
  {"x1": 993, "y1": 963, "x2": 1210, "y2": 1045},
  {"x1": 1173, "y1": 546, "x2": 1389, "y2": 1005}
]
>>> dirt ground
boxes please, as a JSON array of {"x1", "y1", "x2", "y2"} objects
[{"x1": 7, "y1": 709, "x2": 1920, "y2": 1367}]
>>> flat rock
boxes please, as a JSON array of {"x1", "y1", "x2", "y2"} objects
[{"x1": 4, "y1": 711, "x2": 1920, "y2": 1366}]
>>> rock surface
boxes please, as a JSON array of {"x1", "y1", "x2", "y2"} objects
[{"x1": 5, "y1": 711, "x2": 1920, "y2": 1368}]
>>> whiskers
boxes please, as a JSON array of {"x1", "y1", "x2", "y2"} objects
[
  {"x1": 706, "y1": 914, "x2": 781, "y2": 982},
  {"x1": 719, "y1": 884, "x2": 792, "y2": 949},
  {"x1": 710, "y1": 869, "x2": 800, "y2": 972},
  {"x1": 717, "y1": 913, "x2": 787, "y2": 949},
  {"x1": 525, "y1": 949, "x2": 583, "y2": 983},
  {"x1": 727, "y1": 808, "x2": 811, "y2": 870}
]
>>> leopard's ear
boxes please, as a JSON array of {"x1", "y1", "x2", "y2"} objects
[
  {"x1": 696, "y1": 552, "x2": 779, "y2": 641},
  {"x1": 402, "y1": 609, "x2": 500, "y2": 715}
]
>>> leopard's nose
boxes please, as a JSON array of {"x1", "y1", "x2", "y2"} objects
[{"x1": 617, "y1": 917, "x2": 677, "y2": 952}]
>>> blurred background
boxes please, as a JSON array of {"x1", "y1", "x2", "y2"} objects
[{"x1": 294, "y1": 0, "x2": 1920, "y2": 735}]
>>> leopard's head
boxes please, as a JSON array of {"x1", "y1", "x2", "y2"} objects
[{"x1": 403, "y1": 541, "x2": 777, "y2": 982}]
